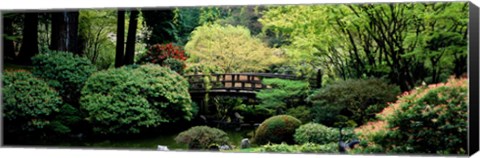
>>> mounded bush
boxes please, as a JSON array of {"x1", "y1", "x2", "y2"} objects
[
  {"x1": 294, "y1": 123, "x2": 338, "y2": 144},
  {"x1": 32, "y1": 50, "x2": 97, "y2": 104},
  {"x1": 175, "y1": 126, "x2": 229, "y2": 150},
  {"x1": 162, "y1": 58, "x2": 186, "y2": 74},
  {"x1": 80, "y1": 64, "x2": 194, "y2": 134},
  {"x1": 253, "y1": 115, "x2": 302, "y2": 145},
  {"x1": 355, "y1": 77, "x2": 468, "y2": 154},
  {"x1": 308, "y1": 78, "x2": 400, "y2": 127},
  {"x1": 137, "y1": 43, "x2": 187, "y2": 73},
  {"x1": 2, "y1": 71, "x2": 62, "y2": 133}
]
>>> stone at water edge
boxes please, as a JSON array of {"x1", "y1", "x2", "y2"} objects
[
  {"x1": 157, "y1": 145, "x2": 169, "y2": 151},
  {"x1": 240, "y1": 138, "x2": 250, "y2": 149},
  {"x1": 219, "y1": 144, "x2": 232, "y2": 150}
]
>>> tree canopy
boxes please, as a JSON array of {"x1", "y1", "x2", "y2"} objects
[{"x1": 185, "y1": 23, "x2": 285, "y2": 73}]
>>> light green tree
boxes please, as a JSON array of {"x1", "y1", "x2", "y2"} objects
[{"x1": 185, "y1": 23, "x2": 285, "y2": 73}]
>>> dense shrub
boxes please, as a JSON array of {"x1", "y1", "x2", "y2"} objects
[
  {"x1": 253, "y1": 142, "x2": 338, "y2": 153},
  {"x1": 175, "y1": 126, "x2": 229, "y2": 150},
  {"x1": 234, "y1": 104, "x2": 272, "y2": 123},
  {"x1": 162, "y1": 58, "x2": 185, "y2": 74},
  {"x1": 294, "y1": 123, "x2": 338, "y2": 144},
  {"x1": 286, "y1": 106, "x2": 312, "y2": 123},
  {"x1": 355, "y1": 77, "x2": 468, "y2": 154},
  {"x1": 2, "y1": 71, "x2": 62, "y2": 133},
  {"x1": 253, "y1": 115, "x2": 302, "y2": 145},
  {"x1": 308, "y1": 78, "x2": 400, "y2": 127},
  {"x1": 80, "y1": 64, "x2": 194, "y2": 134},
  {"x1": 137, "y1": 43, "x2": 188, "y2": 73},
  {"x1": 32, "y1": 50, "x2": 97, "y2": 104},
  {"x1": 257, "y1": 79, "x2": 310, "y2": 113}
]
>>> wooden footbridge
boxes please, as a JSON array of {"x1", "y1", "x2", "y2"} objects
[{"x1": 184, "y1": 73, "x2": 301, "y2": 98}]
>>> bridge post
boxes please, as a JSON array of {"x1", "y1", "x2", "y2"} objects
[{"x1": 317, "y1": 69, "x2": 323, "y2": 88}]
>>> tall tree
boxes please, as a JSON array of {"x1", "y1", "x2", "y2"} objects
[
  {"x1": 2, "y1": 13, "x2": 16, "y2": 61},
  {"x1": 17, "y1": 13, "x2": 39, "y2": 65},
  {"x1": 79, "y1": 9, "x2": 117, "y2": 69},
  {"x1": 50, "y1": 11, "x2": 81, "y2": 55},
  {"x1": 124, "y1": 10, "x2": 139, "y2": 65},
  {"x1": 142, "y1": 9, "x2": 175, "y2": 46},
  {"x1": 115, "y1": 10, "x2": 125, "y2": 68}
]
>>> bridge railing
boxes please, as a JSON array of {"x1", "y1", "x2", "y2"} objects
[{"x1": 184, "y1": 73, "x2": 300, "y2": 92}]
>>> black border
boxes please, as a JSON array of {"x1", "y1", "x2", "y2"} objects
[{"x1": 469, "y1": 1, "x2": 479, "y2": 156}]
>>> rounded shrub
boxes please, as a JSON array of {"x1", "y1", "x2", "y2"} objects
[
  {"x1": 80, "y1": 64, "x2": 194, "y2": 134},
  {"x1": 294, "y1": 123, "x2": 338, "y2": 144},
  {"x1": 175, "y1": 126, "x2": 229, "y2": 150},
  {"x1": 162, "y1": 58, "x2": 186, "y2": 74},
  {"x1": 308, "y1": 78, "x2": 400, "y2": 127},
  {"x1": 356, "y1": 77, "x2": 468, "y2": 154},
  {"x1": 2, "y1": 71, "x2": 62, "y2": 133},
  {"x1": 31, "y1": 50, "x2": 97, "y2": 104},
  {"x1": 380, "y1": 79, "x2": 467, "y2": 154},
  {"x1": 253, "y1": 115, "x2": 302, "y2": 145}
]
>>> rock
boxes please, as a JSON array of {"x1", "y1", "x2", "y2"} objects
[
  {"x1": 240, "y1": 138, "x2": 250, "y2": 149},
  {"x1": 157, "y1": 145, "x2": 169, "y2": 151},
  {"x1": 219, "y1": 144, "x2": 231, "y2": 150}
]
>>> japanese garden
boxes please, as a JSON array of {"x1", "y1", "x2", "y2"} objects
[{"x1": 2, "y1": 2, "x2": 469, "y2": 155}]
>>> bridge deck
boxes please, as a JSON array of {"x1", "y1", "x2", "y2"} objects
[{"x1": 186, "y1": 73, "x2": 301, "y2": 98}]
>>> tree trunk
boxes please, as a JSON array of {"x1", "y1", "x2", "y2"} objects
[
  {"x1": 49, "y1": 11, "x2": 80, "y2": 55},
  {"x1": 17, "y1": 13, "x2": 39, "y2": 65},
  {"x1": 124, "y1": 10, "x2": 139, "y2": 65},
  {"x1": 3, "y1": 14, "x2": 15, "y2": 61},
  {"x1": 115, "y1": 10, "x2": 125, "y2": 68}
]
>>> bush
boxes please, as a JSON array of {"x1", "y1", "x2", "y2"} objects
[
  {"x1": 137, "y1": 43, "x2": 187, "y2": 73},
  {"x1": 175, "y1": 126, "x2": 229, "y2": 150},
  {"x1": 234, "y1": 104, "x2": 272, "y2": 123},
  {"x1": 257, "y1": 79, "x2": 310, "y2": 112},
  {"x1": 2, "y1": 71, "x2": 62, "y2": 133},
  {"x1": 308, "y1": 78, "x2": 400, "y2": 127},
  {"x1": 286, "y1": 106, "x2": 312, "y2": 123},
  {"x1": 80, "y1": 64, "x2": 194, "y2": 134},
  {"x1": 32, "y1": 50, "x2": 97, "y2": 104},
  {"x1": 254, "y1": 142, "x2": 338, "y2": 153},
  {"x1": 294, "y1": 123, "x2": 338, "y2": 144},
  {"x1": 162, "y1": 58, "x2": 186, "y2": 74},
  {"x1": 253, "y1": 115, "x2": 302, "y2": 145},
  {"x1": 383, "y1": 79, "x2": 467, "y2": 154},
  {"x1": 356, "y1": 77, "x2": 468, "y2": 154}
]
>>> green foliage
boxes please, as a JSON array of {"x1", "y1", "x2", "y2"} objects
[
  {"x1": 286, "y1": 106, "x2": 312, "y2": 123},
  {"x1": 293, "y1": 123, "x2": 338, "y2": 145},
  {"x1": 80, "y1": 64, "x2": 194, "y2": 134},
  {"x1": 308, "y1": 78, "x2": 400, "y2": 127},
  {"x1": 260, "y1": 3, "x2": 468, "y2": 91},
  {"x1": 2, "y1": 71, "x2": 62, "y2": 133},
  {"x1": 162, "y1": 58, "x2": 185, "y2": 74},
  {"x1": 233, "y1": 104, "x2": 272, "y2": 123},
  {"x1": 79, "y1": 10, "x2": 117, "y2": 70},
  {"x1": 32, "y1": 50, "x2": 97, "y2": 105},
  {"x1": 137, "y1": 43, "x2": 187, "y2": 74},
  {"x1": 175, "y1": 126, "x2": 229, "y2": 150},
  {"x1": 257, "y1": 78, "x2": 310, "y2": 112},
  {"x1": 254, "y1": 142, "x2": 338, "y2": 153},
  {"x1": 185, "y1": 23, "x2": 284, "y2": 73},
  {"x1": 375, "y1": 80, "x2": 468, "y2": 154},
  {"x1": 253, "y1": 115, "x2": 302, "y2": 145}
]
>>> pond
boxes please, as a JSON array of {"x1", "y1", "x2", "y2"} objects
[{"x1": 6, "y1": 128, "x2": 255, "y2": 151}]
